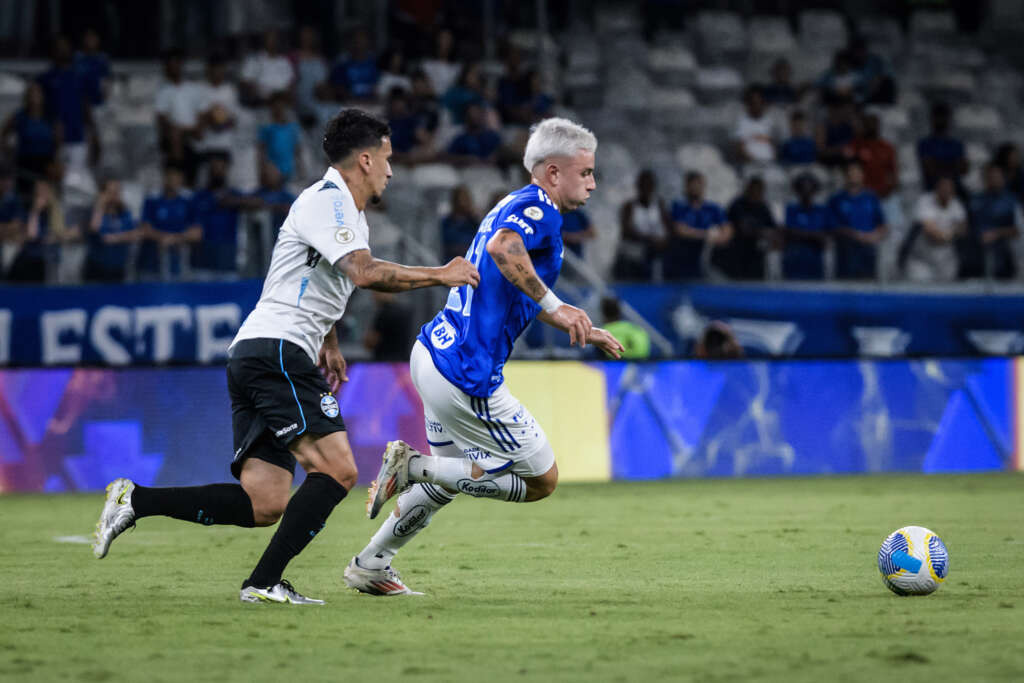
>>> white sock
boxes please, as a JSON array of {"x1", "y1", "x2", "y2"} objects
[
  {"x1": 408, "y1": 454, "x2": 528, "y2": 502},
  {"x1": 356, "y1": 483, "x2": 455, "y2": 569}
]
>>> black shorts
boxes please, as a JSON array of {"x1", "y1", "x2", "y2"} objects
[{"x1": 227, "y1": 338, "x2": 346, "y2": 479}]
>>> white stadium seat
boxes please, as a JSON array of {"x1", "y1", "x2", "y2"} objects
[{"x1": 748, "y1": 16, "x2": 796, "y2": 55}]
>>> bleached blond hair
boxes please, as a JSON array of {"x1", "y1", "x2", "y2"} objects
[{"x1": 522, "y1": 117, "x2": 597, "y2": 173}]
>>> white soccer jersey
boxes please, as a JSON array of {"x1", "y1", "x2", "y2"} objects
[{"x1": 231, "y1": 166, "x2": 370, "y2": 362}]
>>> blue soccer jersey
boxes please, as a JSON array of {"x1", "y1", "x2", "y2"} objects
[{"x1": 419, "y1": 184, "x2": 564, "y2": 397}]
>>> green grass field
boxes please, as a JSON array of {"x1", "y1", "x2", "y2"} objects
[{"x1": 2, "y1": 473, "x2": 1023, "y2": 683}]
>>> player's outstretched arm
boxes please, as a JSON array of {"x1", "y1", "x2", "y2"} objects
[
  {"x1": 335, "y1": 249, "x2": 479, "y2": 292},
  {"x1": 486, "y1": 228, "x2": 592, "y2": 346}
]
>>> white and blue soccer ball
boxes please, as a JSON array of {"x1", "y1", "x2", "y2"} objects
[{"x1": 877, "y1": 525, "x2": 949, "y2": 596}]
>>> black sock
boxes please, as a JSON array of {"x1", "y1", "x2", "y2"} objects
[
  {"x1": 244, "y1": 473, "x2": 348, "y2": 589},
  {"x1": 132, "y1": 484, "x2": 255, "y2": 528}
]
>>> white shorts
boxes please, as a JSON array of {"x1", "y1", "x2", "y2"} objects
[{"x1": 410, "y1": 341, "x2": 555, "y2": 478}]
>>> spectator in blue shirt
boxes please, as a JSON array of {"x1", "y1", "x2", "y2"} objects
[
  {"x1": 779, "y1": 110, "x2": 817, "y2": 165},
  {"x1": 36, "y1": 35, "x2": 93, "y2": 160},
  {"x1": 848, "y1": 36, "x2": 895, "y2": 105},
  {"x1": 782, "y1": 173, "x2": 832, "y2": 279},
  {"x1": 816, "y1": 96, "x2": 856, "y2": 167},
  {"x1": 84, "y1": 178, "x2": 142, "y2": 282},
  {"x1": 258, "y1": 92, "x2": 302, "y2": 181},
  {"x1": 190, "y1": 152, "x2": 244, "y2": 273},
  {"x1": 253, "y1": 161, "x2": 296, "y2": 231},
  {"x1": 447, "y1": 103, "x2": 501, "y2": 165},
  {"x1": 329, "y1": 29, "x2": 379, "y2": 100},
  {"x1": 666, "y1": 171, "x2": 733, "y2": 280},
  {"x1": 970, "y1": 163, "x2": 1022, "y2": 280},
  {"x1": 562, "y1": 208, "x2": 595, "y2": 259},
  {"x1": 441, "y1": 62, "x2": 488, "y2": 126},
  {"x1": 138, "y1": 164, "x2": 201, "y2": 278},
  {"x1": 74, "y1": 28, "x2": 111, "y2": 106},
  {"x1": 829, "y1": 161, "x2": 887, "y2": 279},
  {"x1": 385, "y1": 87, "x2": 434, "y2": 163},
  {"x1": 440, "y1": 185, "x2": 479, "y2": 262},
  {"x1": 1, "y1": 82, "x2": 61, "y2": 199},
  {"x1": 993, "y1": 142, "x2": 1024, "y2": 200},
  {"x1": 917, "y1": 102, "x2": 967, "y2": 191}
]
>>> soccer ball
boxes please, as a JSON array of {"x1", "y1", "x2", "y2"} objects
[{"x1": 877, "y1": 525, "x2": 949, "y2": 596}]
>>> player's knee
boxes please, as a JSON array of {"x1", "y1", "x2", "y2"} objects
[
  {"x1": 327, "y1": 460, "x2": 358, "y2": 490},
  {"x1": 251, "y1": 494, "x2": 288, "y2": 526},
  {"x1": 525, "y1": 474, "x2": 557, "y2": 501}
]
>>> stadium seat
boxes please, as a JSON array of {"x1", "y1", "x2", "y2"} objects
[
  {"x1": 411, "y1": 164, "x2": 461, "y2": 191},
  {"x1": 873, "y1": 106, "x2": 911, "y2": 141},
  {"x1": 647, "y1": 44, "x2": 698, "y2": 87},
  {"x1": 955, "y1": 104, "x2": 1003, "y2": 144},
  {"x1": 909, "y1": 10, "x2": 957, "y2": 40},
  {"x1": 694, "y1": 11, "x2": 747, "y2": 63},
  {"x1": 676, "y1": 143, "x2": 726, "y2": 176},
  {"x1": 649, "y1": 87, "x2": 697, "y2": 112},
  {"x1": 897, "y1": 144, "x2": 922, "y2": 191},
  {"x1": 964, "y1": 142, "x2": 991, "y2": 192},
  {"x1": 748, "y1": 16, "x2": 796, "y2": 56},
  {"x1": 694, "y1": 65, "x2": 744, "y2": 104},
  {"x1": 701, "y1": 165, "x2": 741, "y2": 206},
  {"x1": 798, "y1": 10, "x2": 847, "y2": 49}
]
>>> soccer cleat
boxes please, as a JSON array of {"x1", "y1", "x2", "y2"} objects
[
  {"x1": 343, "y1": 557, "x2": 423, "y2": 596},
  {"x1": 366, "y1": 440, "x2": 416, "y2": 519},
  {"x1": 93, "y1": 478, "x2": 137, "y2": 559},
  {"x1": 239, "y1": 579, "x2": 325, "y2": 605}
]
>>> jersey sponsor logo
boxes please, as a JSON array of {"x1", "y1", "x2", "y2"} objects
[
  {"x1": 335, "y1": 228, "x2": 355, "y2": 244},
  {"x1": 320, "y1": 393, "x2": 340, "y2": 418},
  {"x1": 426, "y1": 418, "x2": 443, "y2": 434},
  {"x1": 505, "y1": 214, "x2": 535, "y2": 235},
  {"x1": 393, "y1": 505, "x2": 429, "y2": 537},
  {"x1": 333, "y1": 199, "x2": 345, "y2": 225},
  {"x1": 305, "y1": 247, "x2": 322, "y2": 268},
  {"x1": 430, "y1": 320, "x2": 457, "y2": 349},
  {"x1": 456, "y1": 479, "x2": 501, "y2": 498},
  {"x1": 275, "y1": 422, "x2": 299, "y2": 437},
  {"x1": 523, "y1": 205, "x2": 544, "y2": 221}
]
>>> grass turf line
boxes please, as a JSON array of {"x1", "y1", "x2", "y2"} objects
[{"x1": 1, "y1": 473, "x2": 1022, "y2": 683}]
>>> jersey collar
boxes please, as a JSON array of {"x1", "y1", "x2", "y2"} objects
[
  {"x1": 323, "y1": 165, "x2": 345, "y2": 189},
  {"x1": 531, "y1": 184, "x2": 559, "y2": 212}
]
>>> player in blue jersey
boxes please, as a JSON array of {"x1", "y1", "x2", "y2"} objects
[{"x1": 343, "y1": 118, "x2": 624, "y2": 595}]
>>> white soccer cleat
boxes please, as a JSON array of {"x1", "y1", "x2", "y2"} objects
[
  {"x1": 93, "y1": 478, "x2": 137, "y2": 559},
  {"x1": 239, "y1": 579, "x2": 325, "y2": 605},
  {"x1": 366, "y1": 440, "x2": 416, "y2": 519},
  {"x1": 343, "y1": 557, "x2": 423, "y2": 596}
]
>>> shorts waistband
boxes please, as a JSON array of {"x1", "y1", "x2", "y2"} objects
[{"x1": 229, "y1": 338, "x2": 304, "y2": 360}]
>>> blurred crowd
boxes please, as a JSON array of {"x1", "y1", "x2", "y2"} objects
[{"x1": 0, "y1": 10, "x2": 1022, "y2": 288}]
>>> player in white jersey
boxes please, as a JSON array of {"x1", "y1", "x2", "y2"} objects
[
  {"x1": 343, "y1": 118, "x2": 623, "y2": 596},
  {"x1": 91, "y1": 109, "x2": 479, "y2": 604}
]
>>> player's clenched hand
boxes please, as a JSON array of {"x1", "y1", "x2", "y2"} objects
[
  {"x1": 440, "y1": 256, "x2": 480, "y2": 288},
  {"x1": 588, "y1": 327, "x2": 625, "y2": 359},
  {"x1": 318, "y1": 345, "x2": 349, "y2": 393},
  {"x1": 551, "y1": 304, "x2": 593, "y2": 348}
]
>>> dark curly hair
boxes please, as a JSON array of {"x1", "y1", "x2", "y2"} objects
[{"x1": 322, "y1": 109, "x2": 391, "y2": 164}]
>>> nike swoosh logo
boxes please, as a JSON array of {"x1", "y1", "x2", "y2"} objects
[{"x1": 116, "y1": 487, "x2": 128, "y2": 505}]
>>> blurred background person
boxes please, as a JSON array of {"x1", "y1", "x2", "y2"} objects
[
  {"x1": 84, "y1": 178, "x2": 141, "y2": 283},
  {"x1": 716, "y1": 176, "x2": 776, "y2": 280},
  {"x1": 601, "y1": 296, "x2": 650, "y2": 360},
  {"x1": 782, "y1": 173, "x2": 832, "y2": 281},
  {"x1": 363, "y1": 291, "x2": 415, "y2": 362},
  {"x1": 615, "y1": 169, "x2": 669, "y2": 281},
  {"x1": 694, "y1": 321, "x2": 744, "y2": 359},
  {"x1": 970, "y1": 163, "x2": 1022, "y2": 280},
  {"x1": 667, "y1": 171, "x2": 732, "y2": 280},
  {"x1": 440, "y1": 184, "x2": 478, "y2": 262},
  {"x1": 904, "y1": 176, "x2": 966, "y2": 284},
  {"x1": 829, "y1": 160, "x2": 887, "y2": 280},
  {"x1": 1, "y1": 82, "x2": 61, "y2": 200}
]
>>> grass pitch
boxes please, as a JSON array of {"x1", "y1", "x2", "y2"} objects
[{"x1": 2, "y1": 473, "x2": 1023, "y2": 683}]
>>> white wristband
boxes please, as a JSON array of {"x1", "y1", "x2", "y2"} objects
[{"x1": 539, "y1": 289, "x2": 563, "y2": 314}]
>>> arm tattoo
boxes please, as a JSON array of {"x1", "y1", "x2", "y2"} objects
[{"x1": 492, "y1": 232, "x2": 547, "y2": 300}]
